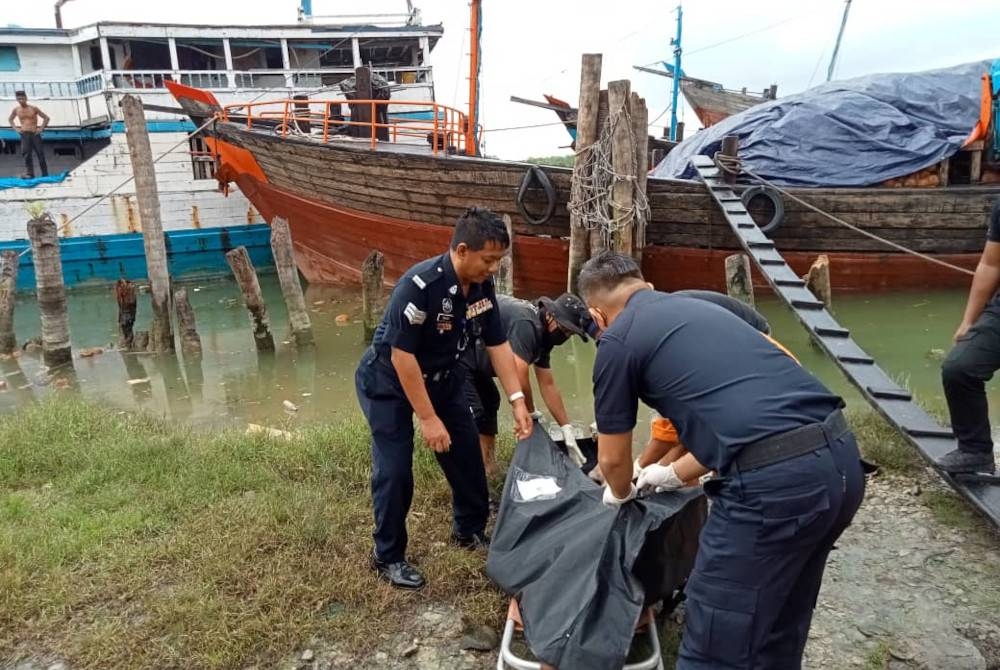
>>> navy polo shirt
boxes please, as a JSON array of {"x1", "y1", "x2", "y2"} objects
[
  {"x1": 372, "y1": 251, "x2": 506, "y2": 373},
  {"x1": 593, "y1": 289, "x2": 842, "y2": 472}
]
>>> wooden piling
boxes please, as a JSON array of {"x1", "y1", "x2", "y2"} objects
[
  {"x1": 352, "y1": 66, "x2": 373, "y2": 140},
  {"x1": 0, "y1": 250, "x2": 18, "y2": 355},
  {"x1": 497, "y1": 214, "x2": 514, "y2": 296},
  {"x1": 721, "y1": 135, "x2": 740, "y2": 186},
  {"x1": 589, "y1": 89, "x2": 610, "y2": 258},
  {"x1": 630, "y1": 91, "x2": 649, "y2": 263},
  {"x1": 724, "y1": 253, "x2": 755, "y2": 307},
  {"x1": 27, "y1": 216, "x2": 72, "y2": 367},
  {"x1": 226, "y1": 246, "x2": 275, "y2": 352},
  {"x1": 115, "y1": 279, "x2": 137, "y2": 350},
  {"x1": 804, "y1": 254, "x2": 832, "y2": 309},
  {"x1": 608, "y1": 80, "x2": 635, "y2": 256},
  {"x1": 567, "y1": 53, "x2": 602, "y2": 292},
  {"x1": 362, "y1": 250, "x2": 385, "y2": 344},
  {"x1": 173, "y1": 288, "x2": 202, "y2": 355},
  {"x1": 269, "y1": 216, "x2": 313, "y2": 346},
  {"x1": 121, "y1": 94, "x2": 173, "y2": 352}
]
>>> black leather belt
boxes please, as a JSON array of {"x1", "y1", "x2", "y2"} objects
[{"x1": 734, "y1": 410, "x2": 849, "y2": 472}]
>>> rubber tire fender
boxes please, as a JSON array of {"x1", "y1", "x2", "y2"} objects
[
  {"x1": 740, "y1": 185, "x2": 785, "y2": 234},
  {"x1": 516, "y1": 165, "x2": 557, "y2": 226}
]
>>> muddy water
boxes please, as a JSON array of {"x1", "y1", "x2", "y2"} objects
[{"x1": 0, "y1": 277, "x2": 986, "y2": 438}]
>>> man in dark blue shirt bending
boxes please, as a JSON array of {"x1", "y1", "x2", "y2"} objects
[{"x1": 578, "y1": 251, "x2": 865, "y2": 670}]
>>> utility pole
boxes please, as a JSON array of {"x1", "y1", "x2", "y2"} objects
[
  {"x1": 669, "y1": 3, "x2": 683, "y2": 141},
  {"x1": 826, "y1": 0, "x2": 853, "y2": 82}
]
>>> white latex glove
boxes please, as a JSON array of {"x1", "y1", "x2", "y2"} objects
[
  {"x1": 561, "y1": 424, "x2": 586, "y2": 467},
  {"x1": 588, "y1": 464, "x2": 606, "y2": 484},
  {"x1": 602, "y1": 482, "x2": 637, "y2": 507},
  {"x1": 530, "y1": 409, "x2": 544, "y2": 421},
  {"x1": 636, "y1": 463, "x2": 684, "y2": 493},
  {"x1": 632, "y1": 458, "x2": 643, "y2": 482}
]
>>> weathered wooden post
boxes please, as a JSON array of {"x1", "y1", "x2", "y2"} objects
[
  {"x1": 0, "y1": 250, "x2": 18, "y2": 355},
  {"x1": 497, "y1": 214, "x2": 514, "y2": 296},
  {"x1": 720, "y1": 135, "x2": 740, "y2": 186},
  {"x1": 269, "y1": 217, "x2": 313, "y2": 346},
  {"x1": 173, "y1": 288, "x2": 202, "y2": 355},
  {"x1": 725, "y1": 253, "x2": 755, "y2": 307},
  {"x1": 115, "y1": 279, "x2": 137, "y2": 350},
  {"x1": 630, "y1": 91, "x2": 649, "y2": 263},
  {"x1": 589, "y1": 89, "x2": 610, "y2": 258},
  {"x1": 609, "y1": 80, "x2": 635, "y2": 256},
  {"x1": 226, "y1": 246, "x2": 275, "y2": 352},
  {"x1": 362, "y1": 250, "x2": 384, "y2": 343},
  {"x1": 121, "y1": 94, "x2": 173, "y2": 352},
  {"x1": 567, "y1": 53, "x2": 602, "y2": 292},
  {"x1": 805, "y1": 254, "x2": 832, "y2": 309},
  {"x1": 27, "y1": 216, "x2": 72, "y2": 367}
]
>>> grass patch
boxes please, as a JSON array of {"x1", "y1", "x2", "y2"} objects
[
  {"x1": 846, "y1": 409, "x2": 922, "y2": 475},
  {"x1": 863, "y1": 640, "x2": 892, "y2": 670},
  {"x1": 524, "y1": 154, "x2": 574, "y2": 168},
  {"x1": 0, "y1": 396, "x2": 513, "y2": 669},
  {"x1": 923, "y1": 488, "x2": 989, "y2": 532}
]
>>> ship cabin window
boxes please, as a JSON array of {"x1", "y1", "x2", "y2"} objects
[
  {"x1": 175, "y1": 39, "x2": 225, "y2": 71},
  {"x1": 229, "y1": 39, "x2": 283, "y2": 70},
  {"x1": 0, "y1": 46, "x2": 20, "y2": 72},
  {"x1": 188, "y1": 136, "x2": 215, "y2": 181},
  {"x1": 357, "y1": 38, "x2": 425, "y2": 83}
]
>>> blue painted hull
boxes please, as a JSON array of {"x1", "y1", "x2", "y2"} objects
[{"x1": 0, "y1": 224, "x2": 274, "y2": 291}]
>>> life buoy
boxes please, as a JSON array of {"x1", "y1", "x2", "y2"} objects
[
  {"x1": 741, "y1": 185, "x2": 785, "y2": 234},
  {"x1": 516, "y1": 165, "x2": 557, "y2": 226}
]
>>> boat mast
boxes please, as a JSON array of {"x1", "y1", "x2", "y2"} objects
[
  {"x1": 466, "y1": 0, "x2": 482, "y2": 155},
  {"x1": 826, "y1": 0, "x2": 853, "y2": 82},
  {"x1": 669, "y1": 3, "x2": 683, "y2": 141}
]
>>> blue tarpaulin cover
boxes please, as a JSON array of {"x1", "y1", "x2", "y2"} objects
[
  {"x1": 0, "y1": 171, "x2": 69, "y2": 191},
  {"x1": 653, "y1": 60, "x2": 994, "y2": 187}
]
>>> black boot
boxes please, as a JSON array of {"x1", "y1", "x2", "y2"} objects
[
  {"x1": 451, "y1": 531, "x2": 490, "y2": 551},
  {"x1": 936, "y1": 448, "x2": 996, "y2": 474},
  {"x1": 370, "y1": 550, "x2": 426, "y2": 590}
]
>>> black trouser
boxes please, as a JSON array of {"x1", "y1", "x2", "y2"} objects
[
  {"x1": 20, "y1": 132, "x2": 47, "y2": 178},
  {"x1": 460, "y1": 340, "x2": 500, "y2": 436},
  {"x1": 355, "y1": 348, "x2": 488, "y2": 563},
  {"x1": 942, "y1": 304, "x2": 1000, "y2": 455}
]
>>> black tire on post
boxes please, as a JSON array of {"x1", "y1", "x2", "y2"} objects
[
  {"x1": 741, "y1": 185, "x2": 785, "y2": 234},
  {"x1": 516, "y1": 165, "x2": 557, "y2": 226}
]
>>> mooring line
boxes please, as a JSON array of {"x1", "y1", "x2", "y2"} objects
[{"x1": 713, "y1": 152, "x2": 977, "y2": 277}]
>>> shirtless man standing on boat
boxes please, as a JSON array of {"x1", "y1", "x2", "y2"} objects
[{"x1": 8, "y1": 91, "x2": 50, "y2": 179}]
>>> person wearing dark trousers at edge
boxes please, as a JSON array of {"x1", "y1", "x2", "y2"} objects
[
  {"x1": 938, "y1": 199, "x2": 1000, "y2": 475},
  {"x1": 461, "y1": 292, "x2": 593, "y2": 478},
  {"x1": 579, "y1": 251, "x2": 865, "y2": 670},
  {"x1": 355, "y1": 207, "x2": 533, "y2": 590},
  {"x1": 8, "y1": 91, "x2": 49, "y2": 179}
]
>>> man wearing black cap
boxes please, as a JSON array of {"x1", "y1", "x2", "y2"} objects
[{"x1": 462, "y1": 292, "x2": 593, "y2": 476}]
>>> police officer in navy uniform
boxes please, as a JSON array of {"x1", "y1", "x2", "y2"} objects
[
  {"x1": 355, "y1": 208, "x2": 534, "y2": 590},
  {"x1": 578, "y1": 251, "x2": 865, "y2": 669}
]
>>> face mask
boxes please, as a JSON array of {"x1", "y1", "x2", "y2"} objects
[{"x1": 545, "y1": 328, "x2": 570, "y2": 348}]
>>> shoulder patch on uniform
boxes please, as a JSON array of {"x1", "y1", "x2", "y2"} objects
[
  {"x1": 404, "y1": 302, "x2": 427, "y2": 325},
  {"x1": 412, "y1": 266, "x2": 444, "y2": 290}
]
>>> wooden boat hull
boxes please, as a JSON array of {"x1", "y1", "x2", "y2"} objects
[{"x1": 198, "y1": 114, "x2": 994, "y2": 296}]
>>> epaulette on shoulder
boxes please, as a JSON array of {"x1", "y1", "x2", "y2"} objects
[{"x1": 412, "y1": 264, "x2": 445, "y2": 290}]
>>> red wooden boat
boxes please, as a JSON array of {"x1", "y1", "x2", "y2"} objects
[{"x1": 164, "y1": 0, "x2": 994, "y2": 297}]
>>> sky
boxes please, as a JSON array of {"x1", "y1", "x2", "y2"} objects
[{"x1": 6, "y1": 0, "x2": 1000, "y2": 159}]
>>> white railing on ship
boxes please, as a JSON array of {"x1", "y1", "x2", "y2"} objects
[
  {"x1": 0, "y1": 72, "x2": 103, "y2": 99},
  {"x1": 106, "y1": 66, "x2": 432, "y2": 91}
]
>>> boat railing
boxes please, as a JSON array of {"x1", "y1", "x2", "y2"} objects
[
  {"x1": 104, "y1": 66, "x2": 432, "y2": 92},
  {"x1": 0, "y1": 72, "x2": 103, "y2": 99},
  {"x1": 222, "y1": 98, "x2": 475, "y2": 156}
]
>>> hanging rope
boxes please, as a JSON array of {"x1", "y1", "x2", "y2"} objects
[
  {"x1": 712, "y1": 152, "x2": 975, "y2": 277},
  {"x1": 567, "y1": 94, "x2": 650, "y2": 247},
  {"x1": 18, "y1": 115, "x2": 217, "y2": 259}
]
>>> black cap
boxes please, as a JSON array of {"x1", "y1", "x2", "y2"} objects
[{"x1": 537, "y1": 293, "x2": 593, "y2": 341}]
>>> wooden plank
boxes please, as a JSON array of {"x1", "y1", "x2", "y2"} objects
[{"x1": 567, "y1": 53, "x2": 601, "y2": 292}]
